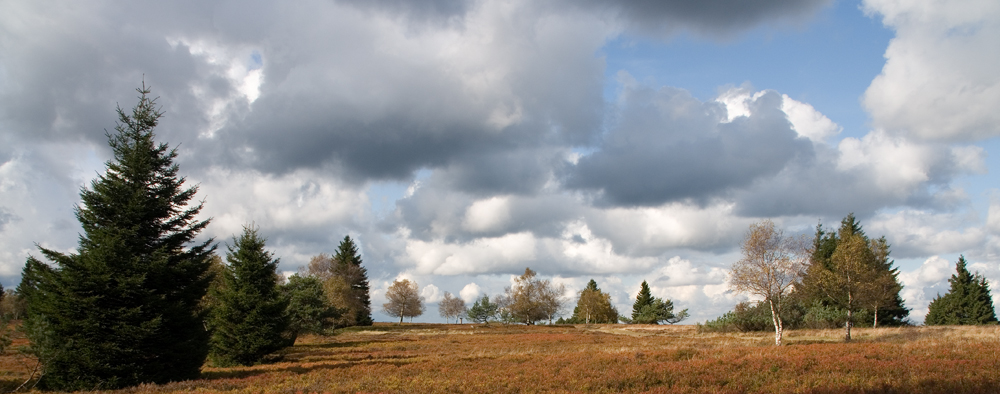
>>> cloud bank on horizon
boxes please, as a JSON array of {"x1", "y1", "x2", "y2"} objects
[{"x1": 1, "y1": 0, "x2": 999, "y2": 324}]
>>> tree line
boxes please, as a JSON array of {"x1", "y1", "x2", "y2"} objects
[
  {"x1": 716, "y1": 216, "x2": 997, "y2": 345},
  {"x1": 383, "y1": 267, "x2": 689, "y2": 326}
]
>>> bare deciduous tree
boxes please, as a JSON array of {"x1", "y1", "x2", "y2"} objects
[
  {"x1": 383, "y1": 279, "x2": 425, "y2": 324},
  {"x1": 730, "y1": 220, "x2": 807, "y2": 346},
  {"x1": 439, "y1": 292, "x2": 467, "y2": 323}
]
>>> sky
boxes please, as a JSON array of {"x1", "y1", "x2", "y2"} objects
[{"x1": 2, "y1": 0, "x2": 999, "y2": 324}]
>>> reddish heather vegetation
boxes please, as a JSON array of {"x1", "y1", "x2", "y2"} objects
[{"x1": 1, "y1": 323, "x2": 999, "y2": 393}]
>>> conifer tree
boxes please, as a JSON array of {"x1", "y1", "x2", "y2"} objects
[
  {"x1": 283, "y1": 274, "x2": 339, "y2": 335},
  {"x1": 325, "y1": 236, "x2": 372, "y2": 326},
  {"x1": 19, "y1": 85, "x2": 214, "y2": 390},
  {"x1": 209, "y1": 225, "x2": 290, "y2": 366},
  {"x1": 801, "y1": 214, "x2": 910, "y2": 327},
  {"x1": 925, "y1": 256, "x2": 998, "y2": 325},
  {"x1": 467, "y1": 295, "x2": 499, "y2": 324},
  {"x1": 628, "y1": 281, "x2": 687, "y2": 324},
  {"x1": 631, "y1": 281, "x2": 654, "y2": 321}
]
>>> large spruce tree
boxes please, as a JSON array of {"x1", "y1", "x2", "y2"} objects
[
  {"x1": 925, "y1": 256, "x2": 998, "y2": 325},
  {"x1": 19, "y1": 85, "x2": 215, "y2": 390},
  {"x1": 331, "y1": 236, "x2": 373, "y2": 326},
  {"x1": 209, "y1": 225, "x2": 290, "y2": 366}
]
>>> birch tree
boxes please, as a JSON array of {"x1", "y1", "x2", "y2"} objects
[
  {"x1": 818, "y1": 233, "x2": 882, "y2": 341},
  {"x1": 729, "y1": 220, "x2": 807, "y2": 346},
  {"x1": 439, "y1": 292, "x2": 467, "y2": 323}
]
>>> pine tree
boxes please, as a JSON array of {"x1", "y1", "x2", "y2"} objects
[
  {"x1": 631, "y1": 281, "x2": 654, "y2": 321},
  {"x1": 19, "y1": 85, "x2": 214, "y2": 390},
  {"x1": 209, "y1": 225, "x2": 291, "y2": 366},
  {"x1": 925, "y1": 256, "x2": 998, "y2": 325},
  {"x1": 467, "y1": 295, "x2": 499, "y2": 324}
]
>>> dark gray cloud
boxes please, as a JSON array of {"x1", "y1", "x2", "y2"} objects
[
  {"x1": 177, "y1": 0, "x2": 608, "y2": 185},
  {"x1": 434, "y1": 147, "x2": 568, "y2": 196},
  {"x1": 565, "y1": 86, "x2": 813, "y2": 207},
  {"x1": 732, "y1": 137, "x2": 979, "y2": 218},
  {"x1": 335, "y1": 0, "x2": 469, "y2": 24},
  {"x1": 576, "y1": 0, "x2": 832, "y2": 36},
  {"x1": 0, "y1": 2, "x2": 239, "y2": 163}
]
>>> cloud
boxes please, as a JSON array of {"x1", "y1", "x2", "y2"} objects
[
  {"x1": 0, "y1": 141, "x2": 106, "y2": 277},
  {"x1": 0, "y1": 207, "x2": 18, "y2": 232},
  {"x1": 459, "y1": 282, "x2": 482, "y2": 302},
  {"x1": 898, "y1": 256, "x2": 954, "y2": 323},
  {"x1": 421, "y1": 284, "x2": 443, "y2": 303},
  {"x1": 335, "y1": 0, "x2": 469, "y2": 24},
  {"x1": 780, "y1": 94, "x2": 841, "y2": 142},
  {"x1": 867, "y1": 210, "x2": 987, "y2": 259},
  {"x1": 189, "y1": 0, "x2": 611, "y2": 183},
  {"x1": 862, "y1": 0, "x2": 1000, "y2": 141},
  {"x1": 732, "y1": 128, "x2": 984, "y2": 218},
  {"x1": 566, "y1": 81, "x2": 813, "y2": 207},
  {"x1": 575, "y1": 0, "x2": 832, "y2": 37}
]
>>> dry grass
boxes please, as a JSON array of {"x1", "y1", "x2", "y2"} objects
[{"x1": 1, "y1": 323, "x2": 999, "y2": 393}]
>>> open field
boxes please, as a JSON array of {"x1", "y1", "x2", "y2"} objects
[{"x1": 1, "y1": 323, "x2": 999, "y2": 393}]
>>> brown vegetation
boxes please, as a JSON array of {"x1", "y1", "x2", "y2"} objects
[{"x1": 1, "y1": 323, "x2": 999, "y2": 393}]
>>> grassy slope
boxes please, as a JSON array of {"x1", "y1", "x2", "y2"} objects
[{"x1": 2, "y1": 323, "x2": 999, "y2": 393}]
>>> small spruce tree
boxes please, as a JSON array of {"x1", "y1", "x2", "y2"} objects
[
  {"x1": 209, "y1": 225, "x2": 291, "y2": 366},
  {"x1": 631, "y1": 281, "x2": 655, "y2": 321},
  {"x1": 925, "y1": 256, "x2": 998, "y2": 325},
  {"x1": 627, "y1": 281, "x2": 687, "y2": 324}
]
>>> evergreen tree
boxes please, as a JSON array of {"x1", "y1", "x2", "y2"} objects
[
  {"x1": 868, "y1": 236, "x2": 908, "y2": 326},
  {"x1": 467, "y1": 295, "x2": 499, "y2": 324},
  {"x1": 209, "y1": 225, "x2": 291, "y2": 366},
  {"x1": 627, "y1": 281, "x2": 687, "y2": 324},
  {"x1": 632, "y1": 298, "x2": 688, "y2": 325},
  {"x1": 19, "y1": 85, "x2": 215, "y2": 390},
  {"x1": 631, "y1": 281, "x2": 654, "y2": 321},
  {"x1": 283, "y1": 274, "x2": 339, "y2": 335},
  {"x1": 800, "y1": 214, "x2": 909, "y2": 328},
  {"x1": 925, "y1": 256, "x2": 998, "y2": 325},
  {"x1": 330, "y1": 236, "x2": 373, "y2": 326}
]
